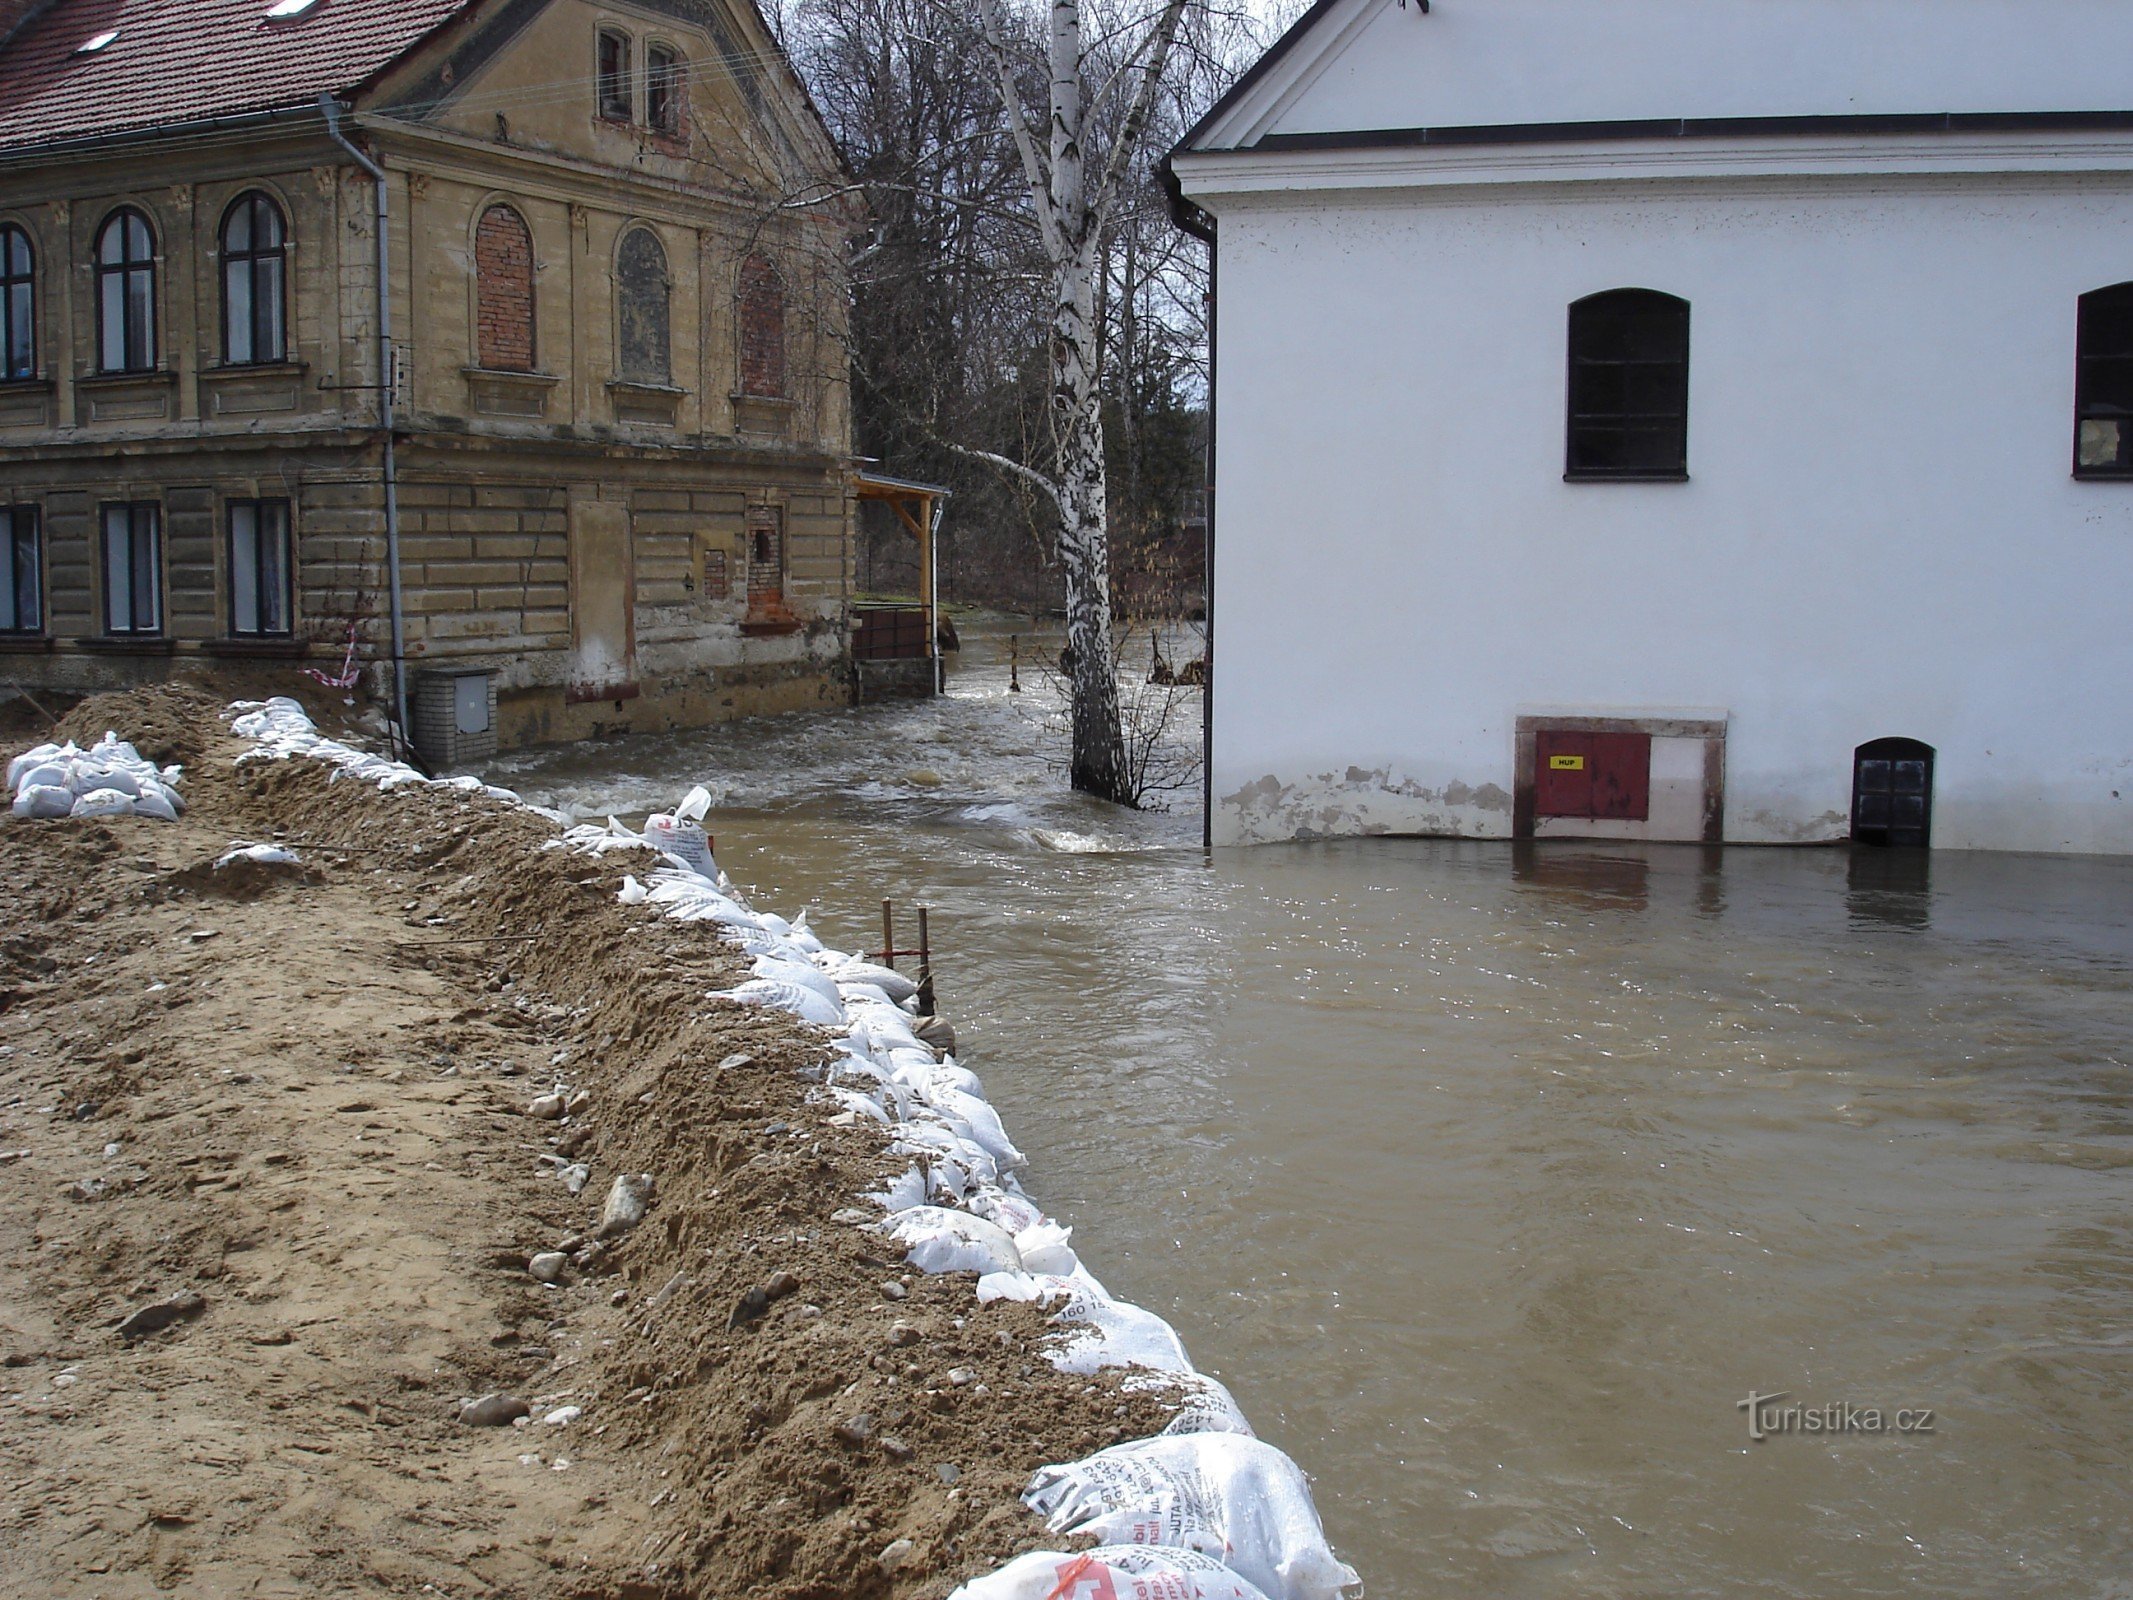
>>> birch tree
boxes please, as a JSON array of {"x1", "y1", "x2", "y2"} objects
[{"x1": 970, "y1": 0, "x2": 1191, "y2": 804}]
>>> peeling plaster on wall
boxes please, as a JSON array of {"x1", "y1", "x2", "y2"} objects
[
  {"x1": 1734, "y1": 807, "x2": 1852, "y2": 845},
  {"x1": 1219, "y1": 768, "x2": 1514, "y2": 845}
]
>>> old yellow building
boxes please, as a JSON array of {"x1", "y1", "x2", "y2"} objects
[{"x1": 0, "y1": 0, "x2": 861, "y2": 762}]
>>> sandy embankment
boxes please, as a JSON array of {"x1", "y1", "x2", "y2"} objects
[{"x1": 0, "y1": 685, "x2": 1163, "y2": 1599}]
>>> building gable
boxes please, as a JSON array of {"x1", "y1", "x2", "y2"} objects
[
  {"x1": 1186, "y1": 0, "x2": 2133, "y2": 153},
  {"x1": 364, "y1": 0, "x2": 841, "y2": 196}
]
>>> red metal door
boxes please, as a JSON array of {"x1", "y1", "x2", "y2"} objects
[
  {"x1": 1588, "y1": 732, "x2": 1651, "y2": 821},
  {"x1": 1534, "y1": 730, "x2": 1651, "y2": 821},
  {"x1": 1534, "y1": 731, "x2": 1594, "y2": 817}
]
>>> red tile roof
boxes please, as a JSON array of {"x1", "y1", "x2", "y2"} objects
[{"x1": 0, "y1": 0, "x2": 475, "y2": 153}]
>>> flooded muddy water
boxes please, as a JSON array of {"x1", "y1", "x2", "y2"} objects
[{"x1": 489, "y1": 619, "x2": 2133, "y2": 1599}]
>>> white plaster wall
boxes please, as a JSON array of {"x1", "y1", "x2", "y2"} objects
[
  {"x1": 1236, "y1": 0, "x2": 2133, "y2": 146},
  {"x1": 1207, "y1": 176, "x2": 2133, "y2": 852}
]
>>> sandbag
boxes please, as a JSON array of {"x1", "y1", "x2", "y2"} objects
[
  {"x1": 70, "y1": 787, "x2": 138, "y2": 818},
  {"x1": 1025, "y1": 1434, "x2": 1360, "y2": 1600},
  {"x1": 12, "y1": 784, "x2": 72, "y2": 819},
  {"x1": 949, "y1": 1546, "x2": 1272, "y2": 1600},
  {"x1": 823, "y1": 957, "x2": 918, "y2": 1002},
  {"x1": 883, "y1": 1205, "x2": 1022, "y2": 1275},
  {"x1": 709, "y1": 978, "x2": 843, "y2": 1027}
]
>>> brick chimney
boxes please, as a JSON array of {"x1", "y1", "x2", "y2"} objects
[{"x1": 0, "y1": 0, "x2": 60, "y2": 50}]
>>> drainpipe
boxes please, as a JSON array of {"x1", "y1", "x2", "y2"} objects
[
  {"x1": 319, "y1": 94, "x2": 410, "y2": 752},
  {"x1": 1159, "y1": 156, "x2": 1217, "y2": 848}
]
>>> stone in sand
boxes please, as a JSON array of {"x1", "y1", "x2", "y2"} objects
[
  {"x1": 597, "y1": 1172, "x2": 654, "y2": 1238},
  {"x1": 459, "y1": 1393, "x2": 531, "y2": 1427}
]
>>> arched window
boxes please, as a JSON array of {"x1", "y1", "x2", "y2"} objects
[
  {"x1": 597, "y1": 29, "x2": 633, "y2": 121},
  {"x1": 95, "y1": 208, "x2": 157, "y2": 374},
  {"x1": 646, "y1": 42, "x2": 684, "y2": 134},
  {"x1": 738, "y1": 254, "x2": 785, "y2": 399},
  {"x1": 474, "y1": 204, "x2": 536, "y2": 372},
  {"x1": 1, "y1": 224, "x2": 33, "y2": 381},
  {"x1": 617, "y1": 227, "x2": 671, "y2": 385},
  {"x1": 1852, "y1": 738, "x2": 1934, "y2": 848},
  {"x1": 221, "y1": 191, "x2": 287, "y2": 366},
  {"x1": 2074, "y1": 282, "x2": 2133, "y2": 476},
  {"x1": 1565, "y1": 288, "x2": 1689, "y2": 480}
]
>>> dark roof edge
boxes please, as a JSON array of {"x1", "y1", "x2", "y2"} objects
[
  {"x1": 0, "y1": 102, "x2": 327, "y2": 165},
  {"x1": 1171, "y1": 0, "x2": 1355, "y2": 158},
  {"x1": 1242, "y1": 108, "x2": 2133, "y2": 156}
]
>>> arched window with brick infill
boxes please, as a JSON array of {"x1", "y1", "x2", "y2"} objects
[
  {"x1": 617, "y1": 227, "x2": 671, "y2": 385},
  {"x1": 475, "y1": 204, "x2": 536, "y2": 372},
  {"x1": 738, "y1": 254, "x2": 785, "y2": 399}
]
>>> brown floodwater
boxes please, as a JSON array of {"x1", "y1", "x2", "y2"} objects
[{"x1": 490, "y1": 620, "x2": 2133, "y2": 1598}]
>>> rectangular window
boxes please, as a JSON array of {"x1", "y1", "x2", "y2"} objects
[
  {"x1": 100, "y1": 502, "x2": 161, "y2": 636},
  {"x1": 227, "y1": 499, "x2": 292, "y2": 637},
  {"x1": 598, "y1": 31, "x2": 633, "y2": 121},
  {"x1": 647, "y1": 44, "x2": 682, "y2": 133},
  {"x1": 0, "y1": 505, "x2": 41, "y2": 633}
]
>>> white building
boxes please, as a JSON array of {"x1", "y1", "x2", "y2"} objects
[{"x1": 1167, "y1": 0, "x2": 2133, "y2": 852}]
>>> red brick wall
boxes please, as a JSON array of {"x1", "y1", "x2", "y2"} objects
[
  {"x1": 738, "y1": 255, "x2": 785, "y2": 399},
  {"x1": 476, "y1": 205, "x2": 536, "y2": 373}
]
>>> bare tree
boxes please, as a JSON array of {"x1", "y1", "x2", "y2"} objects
[{"x1": 967, "y1": 0, "x2": 1191, "y2": 804}]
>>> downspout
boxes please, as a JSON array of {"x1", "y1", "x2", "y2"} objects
[
  {"x1": 1160, "y1": 156, "x2": 1217, "y2": 848},
  {"x1": 319, "y1": 94, "x2": 410, "y2": 752},
  {"x1": 929, "y1": 499, "x2": 945, "y2": 694}
]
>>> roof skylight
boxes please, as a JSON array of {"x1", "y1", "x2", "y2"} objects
[
  {"x1": 76, "y1": 29, "x2": 119, "y2": 53},
  {"x1": 265, "y1": 0, "x2": 324, "y2": 17}
]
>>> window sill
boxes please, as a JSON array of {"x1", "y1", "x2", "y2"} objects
[
  {"x1": 2072, "y1": 468, "x2": 2133, "y2": 481},
  {"x1": 0, "y1": 375, "x2": 53, "y2": 392},
  {"x1": 739, "y1": 617, "x2": 805, "y2": 638},
  {"x1": 74, "y1": 636, "x2": 176, "y2": 654},
  {"x1": 201, "y1": 636, "x2": 306, "y2": 658},
  {"x1": 78, "y1": 369, "x2": 177, "y2": 390},
  {"x1": 464, "y1": 367, "x2": 560, "y2": 420},
  {"x1": 1563, "y1": 471, "x2": 1690, "y2": 483},
  {"x1": 201, "y1": 361, "x2": 307, "y2": 381},
  {"x1": 0, "y1": 634, "x2": 53, "y2": 653}
]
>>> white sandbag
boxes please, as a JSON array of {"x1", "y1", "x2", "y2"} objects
[
  {"x1": 215, "y1": 841, "x2": 301, "y2": 868},
  {"x1": 76, "y1": 766, "x2": 142, "y2": 798},
  {"x1": 12, "y1": 783, "x2": 73, "y2": 819},
  {"x1": 643, "y1": 811, "x2": 715, "y2": 877},
  {"x1": 751, "y1": 954, "x2": 843, "y2": 1010},
  {"x1": 933, "y1": 1084, "x2": 1026, "y2": 1169},
  {"x1": 8, "y1": 743, "x2": 62, "y2": 789},
  {"x1": 1123, "y1": 1371, "x2": 1256, "y2": 1438},
  {"x1": 709, "y1": 978, "x2": 843, "y2": 1028},
  {"x1": 824, "y1": 958, "x2": 918, "y2": 1002},
  {"x1": 132, "y1": 787, "x2": 180, "y2": 823},
  {"x1": 967, "y1": 1185, "x2": 1047, "y2": 1236},
  {"x1": 828, "y1": 1086, "x2": 891, "y2": 1124},
  {"x1": 70, "y1": 787, "x2": 137, "y2": 819},
  {"x1": 982, "y1": 1271, "x2": 1194, "y2": 1377},
  {"x1": 835, "y1": 980, "x2": 897, "y2": 1008},
  {"x1": 675, "y1": 783, "x2": 713, "y2": 823},
  {"x1": 868, "y1": 1164, "x2": 932, "y2": 1214},
  {"x1": 1013, "y1": 1218, "x2": 1081, "y2": 1276},
  {"x1": 618, "y1": 875, "x2": 648, "y2": 904},
  {"x1": 1025, "y1": 1434, "x2": 1359, "y2": 1600},
  {"x1": 14, "y1": 761, "x2": 69, "y2": 794},
  {"x1": 949, "y1": 1546, "x2": 1272, "y2": 1600},
  {"x1": 883, "y1": 1205, "x2": 1023, "y2": 1275},
  {"x1": 785, "y1": 909, "x2": 826, "y2": 955}
]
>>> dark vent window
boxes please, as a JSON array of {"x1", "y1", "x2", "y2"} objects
[
  {"x1": 647, "y1": 44, "x2": 683, "y2": 134},
  {"x1": 1566, "y1": 288, "x2": 1689, "y2": 481},
  {"x1": 598, "y1": 30, "x2": 632, "y2": 121},
  {"x1": 2075, "y1": 282, "x2": 2133, "y2": 476}
]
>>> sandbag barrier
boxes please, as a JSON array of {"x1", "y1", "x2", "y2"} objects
[
  {"x1": 221, "y1": 698, "x2": 1361, "y2": 1600},
  {"x1": 9, "y1": 733, "x2": 186, "y2": 821}
]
